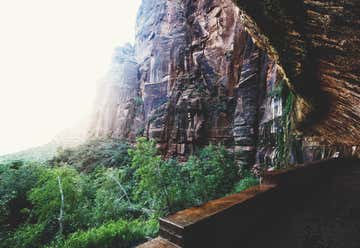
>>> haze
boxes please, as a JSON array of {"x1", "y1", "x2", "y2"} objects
[{"x1": 0, "y1": 0, "x2": 141, "y2": 155}]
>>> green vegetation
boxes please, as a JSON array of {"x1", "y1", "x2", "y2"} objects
[
  {"x1": 134, "y1": 96, "x2": 144, "y2": 106},
  {"x1": 0, "y1": 138, "x2": 251, "y2": 248},
  {"x1": 269, "y1": 81, "x2": 298, "y2": 168},
  {"x1": 49, "y1": 138, "x2": 131, "y2": 172},
  {"x1": 232, "y1": 174, "x2": 259, "y2": 193},
  {"x1": 274, "y1": 88, "x2": 295, "y2": 168},
  {"x1": 46, "y1": 219, "x2": 158, "y2": 248},
  {"x1": 264, "y1": 78, "x2": 298, "y2": 168},
  {"x1": 0, "y1": 143, "x2": 59, "y2": 164}
]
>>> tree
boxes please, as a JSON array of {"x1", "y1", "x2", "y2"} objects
[{"x1": 29, "y1": 166, "x2": 92, "y2": 237}]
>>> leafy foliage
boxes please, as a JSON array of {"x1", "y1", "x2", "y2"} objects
[
  {"x1": 0, "y1": 138, "x2": 239, "y2": 248},
  {"x1": 50, "y1": 138, "x2": 131, "y2": 172},
  {"x1": 4, "y1": 223, "x2": 45, "y2": 248},
  {"x1": 232, "y1": 176, "x2": 259, "y2": 193},
  {"x1": 47, "y1": 219, "x2": 158, "y2": 248},
  {"x1": 0, "y1": 162, "x2": 43, "y2": 230},
  {"x1": 130, "y1": 138, "x2": 239, "y2": 214},
  {"x1": 129, "y1": 138, "x2": 183, "y2": 213},
  {"x1": 183, "y1": 144, "x2": 238, "y2": 203},
  {"x1": 274, "y1": 87, "x2": 297, "y2": 168},
  {"x1": 264, "y1": 78, "x2": 299, "y2": 168},
  {"x1": 29, "y1": 166, "x2": 92, "y2": 235}
]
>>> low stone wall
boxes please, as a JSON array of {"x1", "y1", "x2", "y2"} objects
[{"x1": 138, "y1": 158, "x2": 360, "y2": 247}]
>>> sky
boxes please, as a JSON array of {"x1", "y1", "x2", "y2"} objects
[{"x1": 0, "y1": 0, "x2": 141, "y2": 155}]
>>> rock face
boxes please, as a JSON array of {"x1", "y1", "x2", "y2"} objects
[
  {"x1": 233, "y1": 0, "x2": 360, "y2": 146},
  {"x1": 89, "y1": 44, "x2": 143, "y2": 140},
  {"x1": 90, "y1": 0, "x2": 359, "y2": 168},
  {"x1": 135, "y1": 0, "x2": 289, "y2": 167},
  {"x1": 90, "y1": 0, "x2": 289, "y2": 168}
]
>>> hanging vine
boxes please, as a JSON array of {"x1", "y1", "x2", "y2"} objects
[
  {"x1": 265, "y1": 77, "x2": 298, "y2": 168},
  {"x1": 274, "y1": 87, "x2": 295, "y2": 168}
]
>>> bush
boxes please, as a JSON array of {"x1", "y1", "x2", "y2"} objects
[
  {"x1": 232, "y1": 176, "x2": 259, "y2": 193},
  {"x1": 183, "y1": 144, "x2": 238, "y2": 204},
  {"x1": 129, "y1": 138, "x2": 239, "y2": 215},
  {"x1": 1, "y1": 138, "x2": 239, "y2": 248},
  {"x1": 4, "y1": 223, "x2": 45, "y2": 248},
  {"x1": 50, "y1": 219, "x2": 158, "y2": 248},
  {"x1": 129, "y1": 138, "x2": 177, "y2": 214},
  {"x1": 0, "y1": 162, "x2": 43, "y2": 230},
  {"x1": 91, "y1": 168, "x2": 141, "y2": 225},
  {"x1": 50, "y1": 139, "x2": 131, "y2": 172},
  {"x1": 29, "y1": 166, "x2": 93, "y2": 236}
]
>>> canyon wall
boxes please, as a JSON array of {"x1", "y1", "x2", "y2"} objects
[
  {"x1": 233, "y1": 0, "x2": 360, "y2": 147},
  {"x1": 89, "y1": 0, "x2": 359, "y2": 169},
  {"x1": 89, "y1": 44, "x2": 144, "y2": 140}
]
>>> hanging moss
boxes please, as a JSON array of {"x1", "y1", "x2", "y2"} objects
[
  {"x1": 134, "y1": 96, "x2": 144, "y2": 106},
  {"x1": 267, "y1": 79, "x2": 285, "y2": 98},
  {"x1": 256, "y1": 76, "x2": 298, "y2": 169},
  {"x1": 273, "y1": 84, "x2": 297, "y2": 168}
]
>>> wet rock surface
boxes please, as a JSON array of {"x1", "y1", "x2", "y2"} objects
[
  {"x1": 134, "y1": 0, "x2": 285, "y2": 167},
  {"x1": 234, "y1": 0, "x2": 360, "y2": 146},
  {"x1": 90, "y1": 0, "x2": 359, "y2": 168}
]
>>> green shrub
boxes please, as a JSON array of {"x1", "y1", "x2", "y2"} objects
[
  {"x1": 29, "y1": 166, "x2": 93, "y2": 236},
  {"x1": 91, "y1": 168, "x2": 140, "y2": 225},
  {"x1": 183, "y1": 144, "x2": 238, "y2": 204},
  {"x1": 129, "y1": 138, "x2": 176, "y2": 214},
  {"x1": 50, "y1": 139, "x2": 131, "y2": 172},
  {"x1": 129, "y1": 138, "x2": 239, "y2": 214},
  {"x1": 0, "y1": 163, "x2": 43, "y2": 230},
  {"x1": 4, "y1": 223, "x2": 45, "y2": 248},
  {"x1": 1, "y1": 138, "x2": 239, "y2": 248},
  {"x1": 232, "y1": 176, "x2": 259, "y2": 193},
  {"x1": 51, "y1": 219, "x2": 157, "y2": 248}
]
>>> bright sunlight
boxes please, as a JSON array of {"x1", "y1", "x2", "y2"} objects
[{"x1": 0, "y1": 0, "x2": 141, "y2": 155}]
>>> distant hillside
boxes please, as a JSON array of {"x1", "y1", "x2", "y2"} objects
[
  {"x1": 0, "y1": 120, "x2": 89, "y2": 163},
  {"x1": 0, "y1": 142, "x2": 59, "y2": 163},
  {"x1": 49, "y1": 138, "x2": 131, "y2": 172}
]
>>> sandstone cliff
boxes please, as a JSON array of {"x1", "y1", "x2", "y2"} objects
[
  {"x1": 89, "y1": 44, "x2": 144, "y2": 140},
  {"x1": 89, "y1": 0, "x2": 359, "y2": 168},
  {"x1": 234, "y1": 0, "x2": 360, "y2": 146}
]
